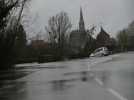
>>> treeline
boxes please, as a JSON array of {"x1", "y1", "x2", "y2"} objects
[
  {"x1": 117, "y1": 21, "x2": 134, "y2": 52},
  {"x1": 0, "y1": 0, "x2": 30, "y2": 69}
]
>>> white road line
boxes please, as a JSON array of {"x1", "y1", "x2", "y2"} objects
[
  {"x1": 94, "y1": 78, "x2": 128, "y2": 100},
  {"x1": 108, "y1": 88, "x2": 128, "y2": 100},
  {"x1": 88, "y1": 54, "x2": 127, "y2": 100},
  {"x1": 94, "y1": 78, "x2": 103, "y2": 86}
]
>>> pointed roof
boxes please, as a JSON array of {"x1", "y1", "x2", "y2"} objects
[
  {"x1": 80, "y1": 7, "x2": 84, "y2": 22},
  {"x1": 79, "y1": 7, "x2": 85, "y2": 31},
  {"x1": 96, "y1": 27, "x2": 110, "y2": 46},
  {"x1": 99, "y1": 27, "x2": 110, "y2": 37}
]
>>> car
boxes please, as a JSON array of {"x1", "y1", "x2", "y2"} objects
[{"x1": 90, "y1": 47, "x2": 109, "y2": 57}]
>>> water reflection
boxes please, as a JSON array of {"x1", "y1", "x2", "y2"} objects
[
  {"x1": 51, "y1": 80, "x2": 68, "y2": 91},
  {"x1": 0, "y1": 81, "x2": 27, "y2": 100},
  {"x1": 81, "y1": 71, "x2": 88, "y2": 81},
  {"x1": 1, "y1": 57, "x2": 134, "y2": 100},
  {"x1": 64, "y1": 71, "x2": 95, "y2": 82},
  {"x1": 50, "y1": 79, "x2": 76, "y2": 92},
  {"x1": 80, "y1": 71, "x2": 94, "y2": 82},
  {"x1": 0, "y1": 68, "x2": 31, "y2": 100},
  {"x1": 0, "y1": 70, "x2": 29, "y2": 88},
  {"x1": 109, "y1": 69, "x2": 134, "y2": 100},
  {"x1": 95, "y1": 70, "x2": 111, "y2": 87},
  {"x1": 93, "y1": 68, "x2": 134, "y2": 100}
]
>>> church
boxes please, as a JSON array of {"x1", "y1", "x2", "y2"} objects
[
  {"x1": 69, "y1": 7, "x2": 112, "y2": 57},
  {"x1": 69, "y1": 8, "x2": 88, "y2": 55}
]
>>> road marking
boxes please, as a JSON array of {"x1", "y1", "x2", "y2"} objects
[
  {"x1": 108, "y1": 88, "x2": 128, "y2": 100},
  {"x1": 94, "y1": 78, "x2": 103, "y2": 86},
  {"x1": 94, "y1": 78, "x2": 128, "y2": 100}
]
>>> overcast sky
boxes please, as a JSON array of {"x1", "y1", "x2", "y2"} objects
[{"x1": 25, "y1": 0, "x2": 134, "y2": 38}]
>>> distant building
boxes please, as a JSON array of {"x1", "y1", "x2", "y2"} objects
[
  {"x1": 30, "y1": 40, "x2": 49, "y2": 49},
  {"x1": 96, "y1": 27, "x2": 111, "y2": 48},
  {"x1": 69, "y1": 8, "x2": 88, "y2": 55}
]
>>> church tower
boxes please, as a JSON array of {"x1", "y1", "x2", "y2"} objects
[{"x1": 79, "y1": 7, "x2": 85, "y2": 32}]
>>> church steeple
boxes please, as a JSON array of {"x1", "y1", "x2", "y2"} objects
[{"x1": 79, "y1": 7, "x2": 85, "y2": 31}]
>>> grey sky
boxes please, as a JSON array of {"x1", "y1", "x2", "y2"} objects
[{"x1": 26, "y1": 0, "x2": 134, "y2": 38}]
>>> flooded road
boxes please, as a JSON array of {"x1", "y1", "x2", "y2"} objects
[
  {"x1": 0, "y1": 52, "x2": 134, "y2": 100},
  {"x1": 91, "y1": 52, "x2": 134, "y2": 100}
]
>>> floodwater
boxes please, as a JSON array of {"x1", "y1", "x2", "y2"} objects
[{"x1": 0, "y1": 53, "x2": 134, "y2": 100}]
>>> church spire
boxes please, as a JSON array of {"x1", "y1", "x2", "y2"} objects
[{"x1": 79, "y1": 7, "x2": 85, "y2": 31}]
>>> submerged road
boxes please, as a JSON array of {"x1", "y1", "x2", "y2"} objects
[{"x1": 0, "y1": 52, "x2": 134, "y2": 100}]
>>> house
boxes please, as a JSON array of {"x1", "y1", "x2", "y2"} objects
[{"x1": 96, "y1": 27, "x2": 111, "y2": 48}]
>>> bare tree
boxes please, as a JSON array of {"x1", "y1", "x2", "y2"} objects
[
  {"x1": 117, "y1": 20, "x2": 134, "y2": 50},
  {"x1": 46, "y1": 12, "x2": 72, "y2": 46},
  {"x1": 16, "y1": 0, "x2": 31, "y2": 26},
  {"x1": 87, "y1": 25, "x2": 96, "y2": 36},
  {"x1": 0, "y1": 0, "x2": 31, "y2": 68}
]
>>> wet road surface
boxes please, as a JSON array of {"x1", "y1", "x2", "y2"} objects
[{"x1": 0, "y1": 52, "x2": 134, "y2": 100}]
